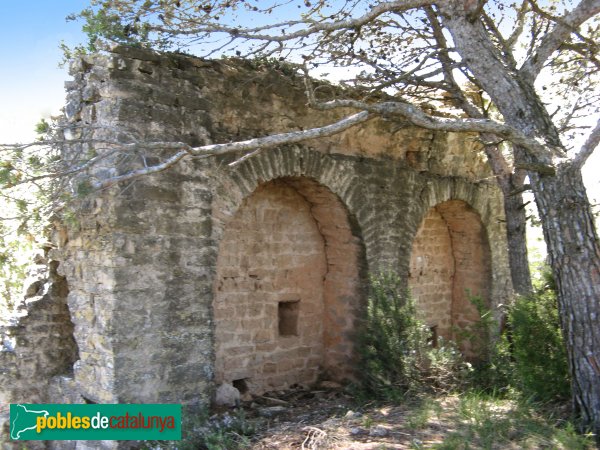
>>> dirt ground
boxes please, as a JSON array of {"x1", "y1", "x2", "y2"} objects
[
  {"x1": 206, "y1": 382, "x2": 590, "y2": 450},
  {"x1": 238, "y1": 387, "x2": 450, "y2": 450}
]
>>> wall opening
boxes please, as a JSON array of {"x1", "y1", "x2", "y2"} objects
[
  {"x1": 408, "y1": 200, "x2": 492, "y2": 357},
  {"x1": 278, "y1": 301, "x2": 300, "y2": 337},
  {"x1": 232, "y1": 378, "x2": 249, "y2": 395},
  {"x1": 214, "y1": 177, "x2": 363, "y2": 396}
]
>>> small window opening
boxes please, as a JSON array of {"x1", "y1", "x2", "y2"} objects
[
  {"x1": 278, "y1": 300, "x2": 300, "y2": 336},
  {"x1": 233, "y1": 378, "x2": 249, "y2": 395}
]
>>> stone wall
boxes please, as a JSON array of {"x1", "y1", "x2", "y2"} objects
[
  {"x1": 214, "y1": 177, "x2": 362, "y2": 395},
  {"x1": 0, "y1": 252, "x2": 79, "y2": 445},
  {"x1": 409, "y1": 207, "x2": 455, "y2": 339},
  {"x1": 409, "y1": 200, "x2": 493, "y2": 355},
  {"x1": 215, "y1": 181, "x2": 327, "y2": 394},
  {"x1": 1, "y1": 45, "x2": 513, "y2": 448}
]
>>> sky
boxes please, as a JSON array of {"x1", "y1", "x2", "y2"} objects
[
  {"x1": 0, "y1": 1, "x2": 89, "y2": 143},
  {"x1": 0, "y1": 1, "x2": 597, "y2": 203}
]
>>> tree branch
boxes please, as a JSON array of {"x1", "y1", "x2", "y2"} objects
[
  {"x1": 150, "y1": 0, "x2": 433, "y2": 43},
  {"x1": 506, "y1": 1, "x2": 530, "y2": 51},
  {"x1": 520, "y1": 0, "x2": 600, "y2": 81},
  {"x1": 311, "y1": 97, "x2": 559, "y2": 165},
  {"x1": 92, "y1": 110, "x2": 371, "y2": 189},
  {"x1": 572, "y1": 117, "x2": 600, "y2": 169}
]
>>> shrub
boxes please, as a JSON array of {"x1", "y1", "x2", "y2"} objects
[
  {"x1": 357, "y1": 268, "x2": 569, "y2": 405},
  {"x1": 357, "y1": 271, "x2": 470, "y2": 399},
  {"x1": 468, "y1": 267, "x2": 570, "y2": 402},
  {"x1": 506, "y1": 269, "x2": 570, "y2": 402}
]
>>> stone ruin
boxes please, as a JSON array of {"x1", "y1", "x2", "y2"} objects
[{"x1": 0, "y1": 46, "x2": 512, "y2": 448}]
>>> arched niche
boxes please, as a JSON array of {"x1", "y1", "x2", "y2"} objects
[
  {"x1": 213, "y1": 177, "x2": 364, "y2": 395},
  {"x1": 408, "y1": 200, "x2": 492, "y2": 356}
]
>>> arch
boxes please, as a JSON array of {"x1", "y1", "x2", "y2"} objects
[
  {"x1": 408, "y1": 199, "x2": 492, "y2": 356},
  {"x1": 213, "y1": 176, "x2": 365, "y2": 395}
]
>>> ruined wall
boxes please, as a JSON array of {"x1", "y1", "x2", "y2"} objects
[
  {"x1": 0, "y1": 251, "x2": 79, "y2": 443},
  {"x1": 1, "y1": 45, "x2": 512, "y2": 436}
]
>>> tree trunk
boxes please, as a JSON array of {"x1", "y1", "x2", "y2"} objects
[
  {"x1": 482, "y1": 144, "x2": 533, "y2": 295},
  {"x1": 530, "y1": 165, "x2": 600, "y2": 440},
  {"x1": 441, "y1": 4, "x2": 600, "y2": 439},
  {"x1": 494, "y1": 170, "x2": 533, "y2": 296},
  {"x1": 503, "y1": 188, "x2": 532, "y2": 295}
]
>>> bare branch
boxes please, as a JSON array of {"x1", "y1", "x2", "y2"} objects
[
  {"x1": 311, "y1": 98, "x2": 559, "y2": 165},
  {"x1": 150, "y1": 0, "x2": 433, "y2": 43},
  {"x1": 506, "y1": 1, "x2": 530, "y2": 51},
  {"x1": 572, "y1": 117, "x2": 600, "y2": 169},
  {"x1": 481, "y1": 11, "x2": 518, "y2": 70},
  {"x1": 92, "y1": 110, "x2": 371, "y2": 189},
  {"x1": 4, "y1": 149, "x2": 120, "y2": 188},
  {"x1": 520, "y1": 0, "x2": 600, "y2": 81},
  {"x1": 468, "y1": 0, "x2": 488, "y2": 22},
  {"x1": 559, "y1": 42, "x2": 600, "y2": 70},
  {"x1": 92, "y1": 149, "x2": 189, "y2": 190}
]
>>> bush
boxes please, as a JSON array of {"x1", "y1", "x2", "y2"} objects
[
  {"x1": 506, "y1": 269, "x2": 570, "y2": 402},
  {"x1": 357, "y1": 271, "x2": 470, "y2": 399},
  {"x1": 469, "y1": 267, "x2": 570, "y2": 402},
  {"x1": 358, "y1": 267, "x2": 569, "y2": 405}
]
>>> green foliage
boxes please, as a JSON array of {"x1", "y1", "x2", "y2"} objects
[
  {"x1": 34, "y1": 118, "x2": 50, "y2": 135},
  {"x1": 58, "y1": 41, "x2": 89, "y2": 68},
  {"x1": 0, "y1": 222, "x2": 34, "y2": 313},
  {"x1": 77, "y1": 8, "x2": 148, "y2": 51},
  {"x1": 468, "y1": 267, "x2": 570, "y2": 403},
  {"x1": 67, "y1": 2, "x2": 168, "y2": 57},
  {"x1": 432, "y1": 392, "x2": 594, "y2": 450},
  {"x1": 406, "y1": 397, "x2": 443, "y2": 431},
  {"x1": 357, "y1": 271, "x2": 471, "y2": 400},
  {"x1": 358, "y1": 268, "x2": 569, "y2": 406},
  {"x1": 358, "y1": 271, "x2": 427, "y2": 397},
  {"x1": 0, "y1": 116, "x2": 65, "y2": 311},
  {"x1": 507, "y1": 269, "x2": 570, "y2": 402},
  {"x1": 76, "y1": 180, "x2": 94, "y2": 198},
  {"x1": 452, "y1": 293, "x2": 494, "y2": 359}
]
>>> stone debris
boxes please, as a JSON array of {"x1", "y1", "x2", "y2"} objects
[
  {"x1": 318, "y1": 380, "x2": 343, "y2": 390},
  {"x1": 257, "y1": 406, "x2": 288, "y2": 418},
  {"x1": 260, "y1": 395, "x2": 289, "y2": 406},
  {"x1": 345, "y1": 410, "x2": 363, "y2": 419},
  {"x1": 215, "y1": 382, "x2": 241, "y2": 407},
  {"x1": 369, "y1": 426, "x2": 390, "y2": 437}
]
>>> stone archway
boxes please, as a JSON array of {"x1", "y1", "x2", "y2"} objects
[
  {"x1": 213, "y1": 177, "x2": 364, "y2": 396},
  {"x1": 408, "y1": 200, "x2": 492, "y2": 356}
]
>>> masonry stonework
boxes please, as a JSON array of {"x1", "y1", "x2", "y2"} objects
[
  {"x1": 0, "y1": 252, "x2": 79, "y2": 447},
  {"x1": 409, "y1": 200, "x2": 493, "y2": 355},
  {"x1": 409, "y1": 207, "x2": 456, "y2": 339},
  {"x1": 214, "y1": 177, "x2": 363, "y2": 396},
  {"x1": 1, "y1": 46, "x2": 513, "y2": 448}
]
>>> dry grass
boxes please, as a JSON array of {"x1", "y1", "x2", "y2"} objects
[{"x1": 243, "y1": 390, "x2": 594, "y2": 450}]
